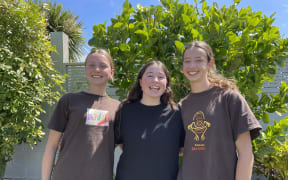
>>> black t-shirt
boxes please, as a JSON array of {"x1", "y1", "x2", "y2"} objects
[{"x1": 114, "y1": 101, "x2": 185, "y2": 180}]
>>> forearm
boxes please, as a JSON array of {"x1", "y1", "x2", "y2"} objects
[
  {"x1": 41, "y1": 130, "x2": 62, "y2": 180},
  {"x1": 235, "y1": 131, "x2": 254, "y2": 180},
  {"x1": 236, "y1": 151, "x2": 254, "y2": 180},
  {"x1": 42, "y1": 146, "x2": 57, "y2": 180}
]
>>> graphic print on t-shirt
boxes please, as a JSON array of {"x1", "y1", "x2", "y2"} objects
[
  {"x1": 86, "y1": 108, "x2": 109, "y2": 126},
  {"x1": 187, "y1": 111, "x2": 211, "y2": 150}
]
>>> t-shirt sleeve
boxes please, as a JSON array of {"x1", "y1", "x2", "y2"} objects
[
  {"x1": 177, "y1": 104, "x2": 185, "y2": 147},
  {"x1": 114, "y1": 105, "x2": 123, "y2": 144},
  {"x1": 227, "y1": 91, "x2": 262, "y2": 141},
  {"x1": 48, "y1": 94, "x2": 70, "y2": 132}
]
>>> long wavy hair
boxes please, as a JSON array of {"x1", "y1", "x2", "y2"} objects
[
  {"x1": 124, "y1": 60, "x2": 176, "y2": 109},
  {"x1": 183, "y1": 41, "x2": 238, "y2": 91}
]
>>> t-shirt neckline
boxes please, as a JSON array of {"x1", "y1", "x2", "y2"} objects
[
  {"x1": 190, "y1": 86, "x2": 218, "y2": 97},
  {"x1": 136, "y1": 100, "x2": 166, "y2": 109},
  {"x1": 81, "y1": 91, "x2": 108, "y2": 98}
]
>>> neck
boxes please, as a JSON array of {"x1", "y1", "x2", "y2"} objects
[
  {"x1": 190, "y1": 80, "x2": 211, "y2": 93},
  {"x1": 140, "y1": 95, "x2": 161, "y2": 106},
  {"x1": 86, "y1": 85, "x2": 107, "y2": 96}
]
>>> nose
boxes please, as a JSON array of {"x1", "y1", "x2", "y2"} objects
[
  {"x1": 152, "y1": 76, "x2": 160, "y2": 82},
  {"x1": 188, "y1": 61, "x2": 198, "y2": 67},
  {"x1": 186, "y1": 61, "x2": 202, "y2": 70},
  {"x1": 94, "y1": 66, "x2": 101, "y2": 71}
]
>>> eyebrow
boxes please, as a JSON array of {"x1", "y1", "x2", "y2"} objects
[
  {"x1": 184, "y1": 56, "x2": 204, "y2": 59},
  {"x1": 145, "y1": 71, "x2": 165, "y2": 75}
]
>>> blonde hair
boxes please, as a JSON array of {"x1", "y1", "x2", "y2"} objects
[
  {"x1": 85, "y1": 48, "x2": 114, "y2": 70},
  {"x1": 183, "y1": 41, "x2": 238, "y2": 91}
]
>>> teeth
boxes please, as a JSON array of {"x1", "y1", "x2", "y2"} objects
[
  {"x1": 150, "y1": 86, "x2": 160, "y2": 90},
  {"x1": 188, "y1": 72, "x2": 197, "y2": 75},
  {"x1": 92, "y1": 75, "x2": 101, "y2": 78}
]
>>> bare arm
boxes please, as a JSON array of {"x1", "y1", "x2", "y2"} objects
[
  {"x1": 235, "y1": 131, "x2": 254, "y2": 180},
  {"x1": 42, "y1": 130, "x2": 62, "y2": 180}
]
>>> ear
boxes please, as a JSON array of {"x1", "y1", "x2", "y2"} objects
[
  {"x1": 110, "y1": 68, "x2": 115, "y2": 81},
  {"x1": 208, "y1": 59, "x2": 215, "y2": 68}
]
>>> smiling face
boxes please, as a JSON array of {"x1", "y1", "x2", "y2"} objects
[
  {"x1": 139, "y1": 64, "x2": 167, "y2": 101},
  {"x1": 85, "y1": 53, "x2": 113, "y2": 87},
  {"x1": 183, "y1": 47, "x2": 211, "y2": 86}
]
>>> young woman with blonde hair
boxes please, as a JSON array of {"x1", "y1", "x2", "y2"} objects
[{"x1": 42, "y1": 49, "x2": 120, "y2": 180}]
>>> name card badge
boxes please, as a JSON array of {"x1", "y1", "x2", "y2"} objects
[{"x1": 86, "y1": 108, "x2": 109, "y2": 126}]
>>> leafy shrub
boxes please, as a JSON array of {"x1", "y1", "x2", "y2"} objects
[
  {"x1": 89, "y1": 0, "x2": 288, "y2": 178},
  {"x1": 0, "y1": 0, "x2": 64, "y2": 176}
]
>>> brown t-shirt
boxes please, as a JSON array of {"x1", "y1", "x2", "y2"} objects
[
  {"x1": 178, "y1": 87, "x2": 261, "y2": 180},
  {"x1": 48, "y1": 91, "x2": 120, "y2": 180}
]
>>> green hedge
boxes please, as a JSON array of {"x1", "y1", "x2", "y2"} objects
[{"x1": 0, "y1": 0, "x2": 64, "y2": 176}]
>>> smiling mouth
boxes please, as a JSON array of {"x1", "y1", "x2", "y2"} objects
[
  {"x1": 92, "y1": 75, "x2": 102, "y2": 78},
  {"x1": 188, "y1": 71, "x2": 198, "y2": 75},
  {"x1": 149, "y1": 86, "x2": 160, "y2": 90}
]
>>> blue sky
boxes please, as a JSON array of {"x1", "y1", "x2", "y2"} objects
[{"x1": 54, "y1": 0, "x2": 288, "y2": 59}]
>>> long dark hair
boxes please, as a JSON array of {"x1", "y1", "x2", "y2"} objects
[
  {"x1": 183, "y1": 41, "x2": 238, "y2": 91},
  {"x1": 124, "y1": 60, "x2": 176, "y2": 109}
]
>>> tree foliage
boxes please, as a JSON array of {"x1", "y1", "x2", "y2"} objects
[
  {"x1": 89, "y1": 0, "x2": 288, "y2": 178},
  {"x1": 0, "y1": 0, "x2": 64, "y2": 176},
  {"x1": 31, "y1": 0, "x2": 86, "y2": 62}
]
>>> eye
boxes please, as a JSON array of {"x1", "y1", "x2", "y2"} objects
[
  {"x1": 183, "y1": 59, "x2": 191, "y2": 63},
  {"x1": 100, "y1": 63, "x2": 108, "y2": 69},
  {"x1": 158, "y1": 76, "x2": 165, "y2": 80},
  {"x1": 86, "y1": 64, "x2": 96, "y2": 68}
]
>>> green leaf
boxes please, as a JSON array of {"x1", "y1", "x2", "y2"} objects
[
  {"x1": 113, "y1": 22, "x2": 123, "y2": 29},
  {"x1": 214, "y1": 22, "x2": 219, "y2": 33},
  {"x1": 233, "y1": 0, "x2": 240, "y2": 5},
  {"x1": 119, "y1": 44, "x2": 130, "y2": 52},
  {"x1": 182, "y1": 14, "x2": 190, "y2": 25},
  {"x1": 175, "y1": 40, "x2": 185, "y2": 54},
  {"x1": 134, "y1": 30, "x2": 149, "y2": 40},
  {"x1": 129, "y1": 24, "x2": 135, "y2": 29},
  {"x1": 123, "y1": 0, "x2": 131, "y2": 9},
  {"x1": 191, "y1": 28, "x2": 199, "y2": 39},
  {"x1": 262, "y1": 112, "x2": 270, "y2": 124}
]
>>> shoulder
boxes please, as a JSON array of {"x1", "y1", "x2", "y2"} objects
[
  {"x1": 106, "y1": 96, "x2": 120, "y2": 105},
  {"x1": 178, "y1": 94, "x2": 192, "y2": 107},
  {"x1": 221, "y1": 88, "x2": 245, "y2": 103},
  {"x1": 57, "y1": 92, "x2": 79, "y2": 103},
  {"x1": 161, "y1": 104, "x2": 181, "y2": 119},
  {"x1": 120, "y1": 101, "x2": 138, "y2": 111}
]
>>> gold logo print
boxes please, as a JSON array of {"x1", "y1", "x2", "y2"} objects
[{"x1": 187, "y1": 111, "x2": 211, "y2": 141}]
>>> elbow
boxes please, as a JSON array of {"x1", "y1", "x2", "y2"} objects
[{"x1": 238, "y1": 149, "x2": 254, "y2": 164}]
